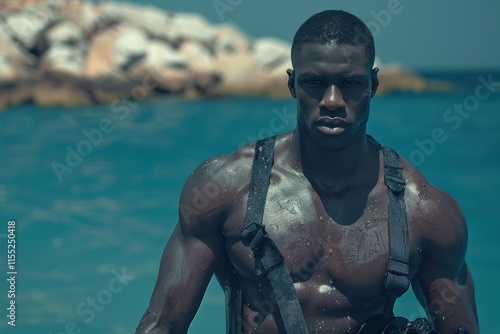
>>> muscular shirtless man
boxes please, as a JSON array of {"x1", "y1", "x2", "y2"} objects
[{"x1": 135, "y1": 10, "x2": 479, "y2": 334}]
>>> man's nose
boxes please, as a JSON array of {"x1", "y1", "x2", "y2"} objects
[{"x1": 319, "y1": 85, "x2": 346, "y2": 111}]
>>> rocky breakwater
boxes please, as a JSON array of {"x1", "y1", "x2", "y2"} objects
[{"x1": 0, "y1": 0, "x2": 450, "y2": 110}]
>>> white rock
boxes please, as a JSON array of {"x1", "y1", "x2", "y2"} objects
[
  {"x1": 4, "y1": 3, "x2": 60, "y2": 49},
  {"x1": 40, "y1": 43, "x2": 85, "y2": 77},
  {"x1": 113, "y1": 27, "x2": 149, "y2": 70},
  {"x1": 129, "y1": 41, "x2": 193, "y2": 94},
  {"x1": 99, "y1": 2, "x2": 175, "y2": 41},
  {"x1": 144, "y1": 41, "x2": 187, "y2": 70},
  {"x1": 170, "y1": 13, "x2": 216, "y2": 44},
  {"x1": 85, "y1": 24, "x2": 158, "y2": 85},
  {"x1": 46, "y1": 21, "x2": 84, "y2": 45},
  {"x1": 252, "y1": 38, "x2": 290, "y2": 69},
  {"x1": 0, "y1": 22, "x2": 35, "y2": 83},
  {"x1": 213, "y1": 24, "x2": 251, "y2": 55},
  {"x1": 178, "y1": 40, "x2": 221, "y2": 93}
]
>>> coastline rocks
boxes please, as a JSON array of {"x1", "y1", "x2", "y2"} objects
[
  {"x1": 376, "y1": 66, "x2": 451, "y2": 94},
  {"x1": 170, "y1": 13, "x2": 217, "y2": 45},
  {"x1": 3, "y1": 2, "x2": 60, "y2": 50},
  {"x1": 0, "y1": 22, "x2": 35, "y2": 81},
  {"x1": 46, "y1": 21, "x2": 85, "y2": 46},
  {"x1": 0, "y1": 0, "x2": 446, "y2": 110},
  {"x1": 0, "y1": 19, "x2": 37, "y2": 109},
  {"x1": 253, "y1": 38, "x2": 290, "y2": 69}
]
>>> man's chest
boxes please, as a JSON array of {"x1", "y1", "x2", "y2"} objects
[{"x1": 222, "y1": 178, "x2": 394, "y2": 294}]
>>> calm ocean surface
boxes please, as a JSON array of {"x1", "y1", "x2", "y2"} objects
[{"x1": 1, "y1": 72, "x2": 499, "y2": 333}]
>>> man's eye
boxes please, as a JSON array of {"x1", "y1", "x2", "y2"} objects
[
  {"x1": 344, "y1": 80, "x2": 360, "y2": 86},
  {"x1": 306, "y1": 80, "x2": 324, "y2": 85}
]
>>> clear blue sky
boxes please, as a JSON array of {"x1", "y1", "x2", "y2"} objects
[{"x1": 97, "y1": 0, "x2": 499, "y2": 70}]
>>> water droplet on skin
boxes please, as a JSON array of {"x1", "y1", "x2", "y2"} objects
[{"x1": 318, "y1": 285, "x2": 332, "y2": 294}]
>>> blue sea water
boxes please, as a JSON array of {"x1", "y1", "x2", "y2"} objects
[{"x1": 0, "y1": 73, "x2": 499, "y2": 333}]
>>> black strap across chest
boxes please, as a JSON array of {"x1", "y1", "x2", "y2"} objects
[
  {"x1": 225, "y1": 136, "x2": 410, "y2": 334},
  {"x1": 381, "y1": 144, "x2": 411, "y2": 320},
  {"x1": 239, "y1": 135, "x2": 309, "y2": 334}
]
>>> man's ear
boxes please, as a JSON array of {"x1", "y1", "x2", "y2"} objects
[
  {"x1": 370, "y1": 67, "x2": 380, "y2": 98},
  {"x1": 286, "y1": 69, "x2": 296, "y2": 99}
]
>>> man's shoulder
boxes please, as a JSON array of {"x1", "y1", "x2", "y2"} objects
[
  {"x1": 177, "y1": 141, "x2": 267, "y2": 230},
  {"x1": 180, "y1": 140, "x2": 264, "y2": 205},
  {"x1": 400, "y1": 158, "x2": 462, "y2": 217},
  {"x1": 400, "y1": 157, "x2": 467, "y2": 254}
]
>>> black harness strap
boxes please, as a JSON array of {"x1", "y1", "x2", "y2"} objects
[
  {"x1": 382, "y1": 146, "x2": 411, "y2": 320},
  {"x1": 224, "y1": 253, "x2": 242, "y2": 334},
  {"x1": 240, "y1": 136, "x2": 309, "y2": 334}
]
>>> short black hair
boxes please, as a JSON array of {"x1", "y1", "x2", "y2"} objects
[{"x1": 291, "y1": 10, "x2": 375, "y2": 67}]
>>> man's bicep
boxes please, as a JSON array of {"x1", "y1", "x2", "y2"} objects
[
  {"x1": 413, "y1": 201, "x2": 479, "y2": 333},
  {"x1": 137, "y1": 221, "x2": 224, "y2": 333},
  {"x1": 414, "y1": 260, "x2": 479, "y2": 334},
  {"x1": 136, "y1": 157, "x2": 234, "y2": 333}
]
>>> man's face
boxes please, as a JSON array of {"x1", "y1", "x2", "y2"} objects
[{"x1": 288, "y1": 42, "x2": 378, "y2": 150}]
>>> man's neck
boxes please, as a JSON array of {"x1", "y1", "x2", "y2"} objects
[{"x1": 288, "y1": 128, "x2": 375, "y2": 194}]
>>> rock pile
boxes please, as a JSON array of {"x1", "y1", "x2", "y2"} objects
[{"x1": 0, "y1": 0, "x2": 449, "y2": 110}]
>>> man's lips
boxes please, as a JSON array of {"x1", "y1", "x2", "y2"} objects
[
  {"x1": 316, "y1": 117, "x2": 349, "y2": 135},
  {"x1": 316, "y1": 117, "x2": 349, "y2": 128}
]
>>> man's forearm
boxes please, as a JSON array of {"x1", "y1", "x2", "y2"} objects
[
  {"x1": 135, "y1": 309, "x2": 165, "y2": 334},
  {"x1": 135, "y1": 308, "x2": 189, "y2": 334}
]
